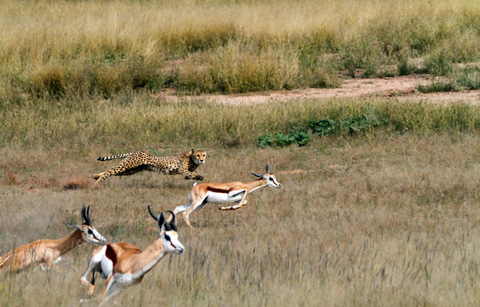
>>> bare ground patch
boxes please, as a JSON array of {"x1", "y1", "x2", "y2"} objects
[{"x1": 155, "y1": 74, "x2": 480, "y2": 104}]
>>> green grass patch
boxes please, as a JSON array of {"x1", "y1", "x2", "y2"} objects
[
  {"x1": 418, "y1": 66, "x2": 480, "y2": 93},
  {"x1": 3, "y1": 97, "x2": 480, "y2": 151}
]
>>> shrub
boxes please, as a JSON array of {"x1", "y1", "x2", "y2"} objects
[
  {"x1": 258, "y1": 132, "x2": 310, "y2": 148},
  {"x1": 418, "y1": 66, "x2": 480, "y2": 93},
  {"x1": 454, "y1": 66, "x2": 480, "y2": 90},
  {"x1": 341, "y1": 37, "x2": 387, "y2": 78},
  {"x1": 258, "y1": 112, "x2": 388, "y2": 148},
  {"x1": 424, "y1": 51, "x2": 454, "y2": 76},
  {"x1": 418, "y1": 80, "x2": 456, "y2": 93},
  {"x1": 308, "y1": 114, "x2": 385, "y2": 136}
]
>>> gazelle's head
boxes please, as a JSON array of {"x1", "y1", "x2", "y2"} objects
[
  {"x1": 67, "y1": 205, "x2": 107, "y2": 245},
  {"x1": 251, "y1": 163, "x2": 282, "y2": 189},
  {"x1": 148, "y1": 206, "x2": 184, "y2": 254}
]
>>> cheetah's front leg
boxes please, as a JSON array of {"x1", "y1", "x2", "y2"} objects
[
  {"x1": 184, "y1": 172, "x2": 203, "y2": 180},
  {"x1": 180, "y1": 168, "x2": 203, "y2": 180}
]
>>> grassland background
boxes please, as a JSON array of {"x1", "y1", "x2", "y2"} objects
[
  {"x1": 3, "y1": 128, "x2": 480, "y2": 306},
  {"x1": 1, "y1": 0, "x2": 480, "y2": 99},
  {"x1": 3, "y1": 98, "x2": 480, "y2": 306},
  {"x1": 2, "y1": 0, "x2": 480, "y2": 306}
]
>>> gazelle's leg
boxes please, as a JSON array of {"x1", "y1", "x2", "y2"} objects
[
  {"x1": 173, "y1": 203, "x2": 191, "y2": 215},
  {"x1": 183, "y1": 203, "x2": 199, "y2": 229},
  {"x1": 219, "y1": 192, "x2": 249, "y2": 210},
  {"x1": 80, "y1": 251, "x2": 104, "y2": 296},
  {"x1": 183, "y1": 212, "x2": 195, "y2": 229},
  {"x1": 53, "y1": 257, "x2": 62, "y2": 265},
  {"x1": 99, "y1": 275, "x2": 114, "y2": 300},
  {"x1": 183, "y1": 197, "x2": 208, "y2": 229},
  {"x1": 220, "y1": 200, "x2": 248, "y2": 211},
  {"x1": 173, "y1": 190, "x2": 194, "y2": 216},
  {"x1": 0, "y1": 254, "x2": 12, "y2": 269},
  {"x1": 80, "y1": 267, "x2": 97, "y2": 297},
  {"x1": 100, "y1": 275, "x2": 124, "y2": 303},
  {"x1": 39, "y1": 256, "x2": 55, "y2": 271}
]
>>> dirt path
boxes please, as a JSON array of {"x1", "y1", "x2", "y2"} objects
[{"x1": 157, "y1": 75, "x2": 480, "y2": 104}]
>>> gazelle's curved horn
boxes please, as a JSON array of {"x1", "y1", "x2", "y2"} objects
[
  {"x1": 167, "y1": 210, "x2": 175, "y2": 225},
  {"x1": 81, "y1": 205, "x2": 92, "y2": 225},
  {"x1": 251, "y1": 172, "x2": 263, "y2": 178},
  {"x1": 265, "y1": 163, "x2": 270, "y2": 174},
  {"x1": 147, "y1": 205, "x2": 158, "y2": 222},
  {"x1": 167, "y1": 210, "x2": 177, "y2": 231}
]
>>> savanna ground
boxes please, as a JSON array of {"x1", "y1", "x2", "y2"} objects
[{"x1": 3, "y1": 0, "x2": 480, "y2": 306}]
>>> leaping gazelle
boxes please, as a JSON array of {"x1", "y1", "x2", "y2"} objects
[
  {"x1": 0, "y1": 205, "x2": 106, "y2": 272},
  {"x1": 79, "y1": 206, "x2": 184, "y2": 301},
  {"x1": 173, "y1": 163, "x2": 282, "y2": 228}
]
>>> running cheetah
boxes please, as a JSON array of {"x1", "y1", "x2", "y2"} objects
[{"x1": 93, "y1": 149, "x2": 206, "y2": 185}]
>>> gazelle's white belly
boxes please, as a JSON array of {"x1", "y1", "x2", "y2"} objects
[
  {"x1": 206, "y1": 191, "x2": 243, "y2": 203},
  {"x1": 113, "y1": 272, "x2": 137, "y2": 285}
]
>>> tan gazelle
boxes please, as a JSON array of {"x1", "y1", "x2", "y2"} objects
[
  {"x1": 79, "y1": 206, "x2": 184, "y2": 301},
  {"x1": 0, "y1": 205, "x2": 106, "y2": 272},
  {"x1": 173, "y1": 163, "x2": 282, "y2": 228}
]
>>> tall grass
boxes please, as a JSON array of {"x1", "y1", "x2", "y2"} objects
[
  {"x1": 2, "y1": 96, "x2": 480, "y2": 151},
  {"x1": 1, "y1": 0, "x2": 480, "y2": 97}
]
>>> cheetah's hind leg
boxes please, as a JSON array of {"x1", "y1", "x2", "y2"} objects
[{"x1": 92, "y1": 172, "x2": 105, "y2": 180}]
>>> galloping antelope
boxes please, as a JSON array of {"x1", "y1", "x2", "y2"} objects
[
  {"x1": 0, "y1": 205, "x2": 106, "y2": 272},
  {"x1": 80, "y1": 206, "x2": 184, "y2": 301},
  {"x1": 173, "y1": 163, "x2": 282, "y2": 228}
]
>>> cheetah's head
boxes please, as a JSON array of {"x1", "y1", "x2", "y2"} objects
[{"x1": 191, "y1": 149, "x2": 207, "y2": 165}]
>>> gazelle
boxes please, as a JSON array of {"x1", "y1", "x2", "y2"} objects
[
  {"x1": 0, "y1": 205, "x2": 106, "y2": 272},
  {"x1": 79, "y1": 206, "x2": 184, "y2": 301},
  {"x1": 173, "y1": 163, "x2": 282, "y2": 228}
]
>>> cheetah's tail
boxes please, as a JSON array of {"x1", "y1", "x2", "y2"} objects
[{"x1": 97, "y1": 153, "x2": 132, "y2": 161}]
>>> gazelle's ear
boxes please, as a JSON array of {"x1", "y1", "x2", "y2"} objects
[
  {"x1": 251, "y1": 172, "x2": 263, "y2": 178},
  {"x1": 265, "y1": 163, "x2": 270, "y2": 174},
  {"x1": 66, "y1": 223, "x2": 82, "y2": 231}
]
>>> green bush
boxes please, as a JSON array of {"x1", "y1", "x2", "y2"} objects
[
  {"x1": 341, "y1": 37, "x2": 387, "y2": 78},
  {"x1": 258, "y1": 132, "x2": 310, "y2": 148},
  {"x1": 418, "y1": 81, "x2": 456, "y2": 93},
  {"x1": 258, "y1": 112, "x2": 388, "y2": 148},
  {"x1": 454, "y1": 66, "x2": 480, "y2": 90},
  {"x1": 308, "y1": 119, "x2": 337, "y2": 136},
  {"x1": 418, "y1": 66, "x2": 480, "y2": 93},
  {"x1": 424, "y1": 51, "x2": 454, "y2": 76}
]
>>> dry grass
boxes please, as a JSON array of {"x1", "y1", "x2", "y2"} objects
[
  {"x1": 3, "y1": 96, "x2": 480, "y2": 152},
  {"x1": 2, "y1": 1, "x2": 480, "y2": 303},
  {"x1": 1, "y1": 0, "x2": 480, "y2": 96},
  {"x1": 2, "y1": 133, "x2": 480, "y2": 305}
]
